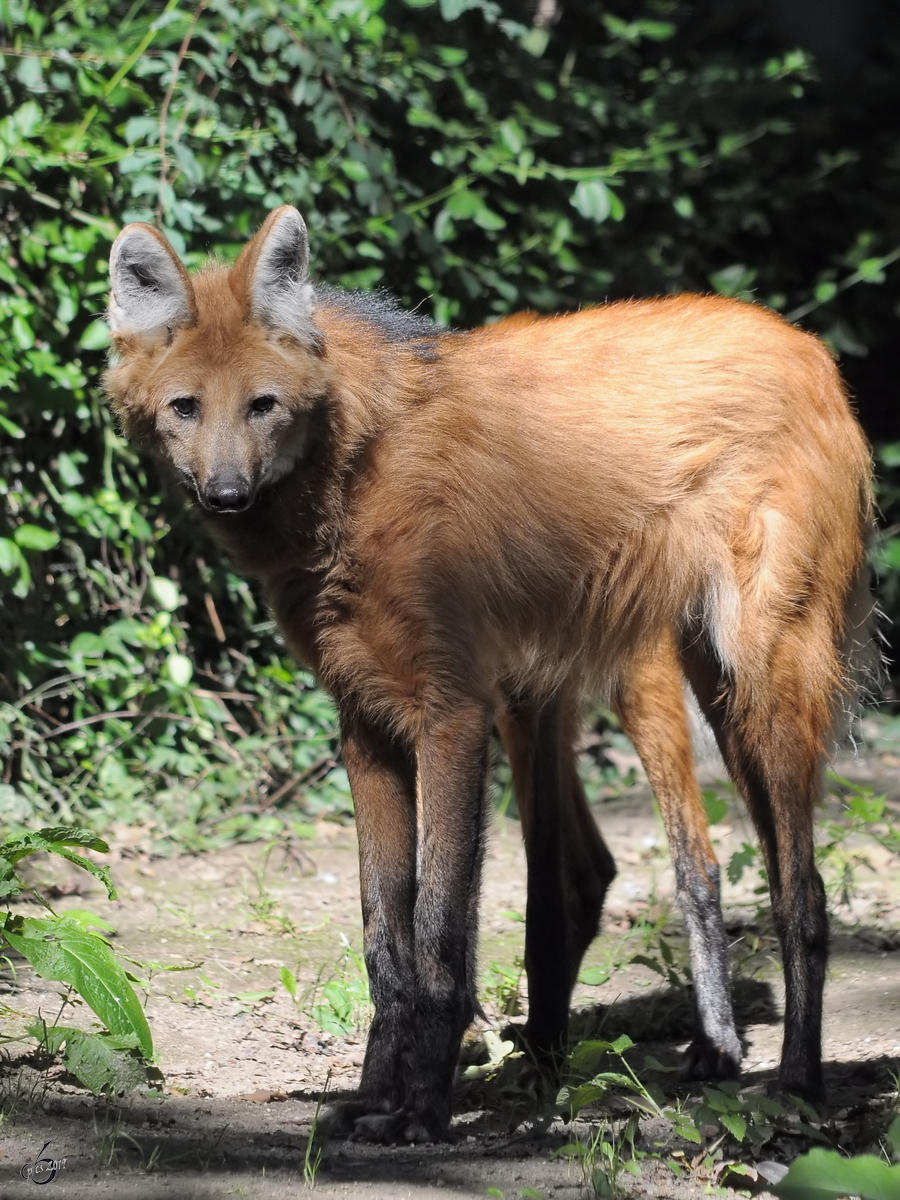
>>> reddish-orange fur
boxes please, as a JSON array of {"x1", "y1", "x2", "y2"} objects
[{"x1": 104, "y1": 208, "x2": 875, "y2": 1138}]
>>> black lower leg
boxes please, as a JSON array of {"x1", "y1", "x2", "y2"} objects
[
  {"x1": 521, "y1": 698, "x2": 570, "y2": 1061},
  {"x1": 776, "y1": 867, "x2": 828, "y2": 1101}
]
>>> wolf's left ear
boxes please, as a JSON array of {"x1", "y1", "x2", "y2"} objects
[
  {"x1": 108, "y1": 224, "x2": 196, "y2": 337},
  {"x1": 238, "y1": 206, "x2": 317, "y2": 344}
]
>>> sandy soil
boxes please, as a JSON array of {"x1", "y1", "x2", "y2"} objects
[{"x1": 1, "y1": 750, "x2": 899, "y2": 1199}]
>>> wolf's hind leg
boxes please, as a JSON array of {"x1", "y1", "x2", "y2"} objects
[
  {"x1": 499, "y1": 689, "x2": 616, "y2": 1068},
  {"x1": 615, "y1": 632, "x2": 741, "y2": 1080}
]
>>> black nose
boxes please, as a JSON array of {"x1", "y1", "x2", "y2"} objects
[{"x1": 203, "y1": 478, "x2": 251, "y2": 512}]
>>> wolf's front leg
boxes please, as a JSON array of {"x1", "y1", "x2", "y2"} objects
[
  {"x1": 330, "y1": 701, "x2": 490, "y2": 1143},
  {"x1": 401, "y1": 701, "x2": 490, "y2": 1141},
  {"x1": 321, "y1": 713, "x2": 418, "y2": 1136}
]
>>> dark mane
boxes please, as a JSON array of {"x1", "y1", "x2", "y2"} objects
[{"x1": 313, "y1": 285, "x2": 443, "y2": 344}]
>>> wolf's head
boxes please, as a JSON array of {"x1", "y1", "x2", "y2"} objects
[{"x1": 104, "y1": 207, "x2": 330, "y2": 513}]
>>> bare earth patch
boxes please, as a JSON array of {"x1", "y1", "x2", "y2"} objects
[{"x1": 1, "y1": 752, "x2": 899, "y2": 1198}]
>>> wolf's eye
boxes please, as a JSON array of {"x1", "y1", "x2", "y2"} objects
[
  {"x1": 170, "y1": 396, "x2": 199, "y2": 419},
  {"x1": 250, "y1": 394, "x2": 277, "y2": 416}
]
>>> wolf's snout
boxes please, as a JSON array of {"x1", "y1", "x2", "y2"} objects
[{"x1": 202, "y1": 476, "x2": 252, "y2": 513}]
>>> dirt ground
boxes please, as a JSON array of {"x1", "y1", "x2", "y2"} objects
[{"x1": 1, "y1": 745, "x2": 900, "y2": 1199}]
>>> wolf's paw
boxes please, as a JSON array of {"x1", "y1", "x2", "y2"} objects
[
  {"x1": 680, "y1": 1037, "x2": 741, "y2": 1082},
  {"x1": 776, "y1": 1067, "x2": 826, "y2": 1110},
  {"x1": 317, "y1": 1098, "x2": 392, "y2": 1139},
  {"x1": 351, "y1": 1107, "x2": 456, "y2": 1145}
]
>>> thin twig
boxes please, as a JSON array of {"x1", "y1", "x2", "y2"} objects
[
  {"x1": 786, "y1": 245, "x2": 900, "y2": 323},
  {"x1": 204, "y1": 591, "x2": 226, "y2": 642},
  {"x1": 274, "y1": 16, "x2": 366, "y2": 148},
  {"x1": 260, "y1": 756, "x2": 335, "y2": 810},
  {"x1": 23, "y1": 702, "x2": 63, "y2": 728},
  {"x1": 43, "y1": 710, "x2": 192, "y2": 739},
  {"x1": 323, "y1": 71, "x2": 367, "y2": 149},
  {"x1": 192, "y1": 688, "x2": 256, "y2": 703},
  {"x1": 157, "y1": 0, "x2": 206, "y2": 227}
]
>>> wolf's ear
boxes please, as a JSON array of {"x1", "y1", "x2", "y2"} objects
[
  {"x1": 237, "y1": 206, "x2": 316, "y2": 344},
  {"x1": 108, "y1": 224, "x2": 196, "y2": 337}
]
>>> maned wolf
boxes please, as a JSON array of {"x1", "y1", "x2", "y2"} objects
[{"x1": 105, "y1": 206, "x2": 875, "y2": 1141}]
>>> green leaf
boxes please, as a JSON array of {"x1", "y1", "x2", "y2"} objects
[
  {"x1": 60, "y1": 909, "x2": 115, "y2": 932},
  {"x1": 635, "y1": 20, "x2": 675, "y2": 40},
  {"x1": 11, "y1": 314, "x2": 35, "y2": 350},
  {"x1": 497, "y1": 119, "x2": 525, "y2": 156},
  {"x1": 13, "y1": 524, "x2": 60, "y2": 551},
  {"x1": 702, "y1": 790, "x2": 727, "y2": 825},
  {"x1": 0, "y1": 538, "x2": 21, "y2": 573},
  {"x1": 164, "y1": 653, "x2": 193, "y2": 687},
  {"x1": 473, "y1": 203, "x2": 505, "y2": 231},
  {"x1": 847, "y1": 792, "x2": 885, "y2": 822},
  {"x1": 5, "y1": 916, "x2": 152, "y2": 1057},
  {"x1": 771, "y1": 1148, "x2": 900, "y2": 1200},
  {"x1": 446, "y1": 188, "x2": 480, "y2": 219},
  {"x1": 439, "y1": 0, "x2": 475, "y2": 18},
  {"x1": 557, "y1": 1079, "x2": 610, "y2": 1117},
  {"x1": 77, "y1": 320, "x2": 110, "y2": 350},
  {"x1": 2, "y1": 825, "x2": 110, "y2": 856},
  {"x1": 0, "y1": 827, "x2": 115, "y2": 898},
  {"x1": 0, "y1": 413, "x2": 24, "y2": 438},
  {"x1": 148, "y1": 577, "x2": 181, "y2": 612},
  {"x1": 436, "y1": 46, "x2": 467, "y2": 66},
  {"x1": 727, "y1": 843, "x2": 757, "y2": 884},
  {"x1": 886, "y1": 1113, "x2": 900, "y2": 1160},
  {"x1": 341, "y1": 159, "x2": 370, "y2": 182},
  {"x1": 719, "y1": 1111, "x2": 747, "y2": 1141},
  {"x1": 578, "y1": 965, "x2": 610, "y2": 986},
  {"x1": 6, "y1": 99, "x2": 43, "y2": 141},
  {"x1": 0, "y1": 858, "x2": 24, "y2": 900},
  {"x1": 814, "y1": 280, "x2": 838, "y2": 303},
  {"x1": 674, "y1": 1116, "x2": 703, "y2": 1144},
  {"x1": 709, "y1": 263, "x2": 757, "y2": 297},
  {"x1": 28, "y1": 1023, "x2": 150, "y2": 1094},
  {"x1": 521, "y1": 26, "x2": 550, "y2": 56},
  {"x1": 572, "y1": 179, "x2": 612, "y2": 223},
  {"x1": 68, "y1": 631, "x2": 106, "y2": 658},
  {"x1": 878, "y1": 537, "x2": 900, "y2": 569},
  {"x1": 856, "y1": 257, "x2": 886, "y2": 284},
  {"x1": 56, "y1": 452, "x2": 85, "y2": 487},
  {"x1": 498, "y1": 908, "x2": 525, "y2": 923}
]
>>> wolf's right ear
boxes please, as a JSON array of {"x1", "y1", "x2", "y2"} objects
[{"x1": 108, "y1": 224, "x2": 196, "y2": 338}]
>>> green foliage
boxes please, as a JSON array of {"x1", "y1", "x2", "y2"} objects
[
  {"x1": 28, "y1": 1022, "x2": 151, "y2": 1095},
  {"x1": 483, "y1": 957, "x2": 524, "y2": 1018},
  {"x1": 556, "y1": 1035, "x2": 883, "y2": 1196},
  {"x1": 557, "y1": 1034, "x2": 667, "y2": 1195},
  {"x1": 1, "y1": 0, "x2": 899, "y2": 839},
  {"x1": 0, "y1": 826, "x2": 156, "y2": 1093},
  {"x1": 690, "y1": 1081, "x2": 824, "y2": 1162},
  {"x1": 725, "y1": 774, "x2": 900, "y2": 908},
  {"x1": 0, "y1": 825, "x2": 115, "y2": 899},
  {"x1": 303, "y1": 1068, "x2": 331, "y2": 1188},
  {"x1": 282, "y1": 938, "x2": 371, "y2": 1036},
  {"x1": 770, "y1": 1148, "x2": 900, "y2": 1200},
  {"x1": 310, "y1": 975, "x2": 371, "y2": 1037},
  {"x1": 4, "y1": 913, "x2": 151, "y2": 1056}
]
